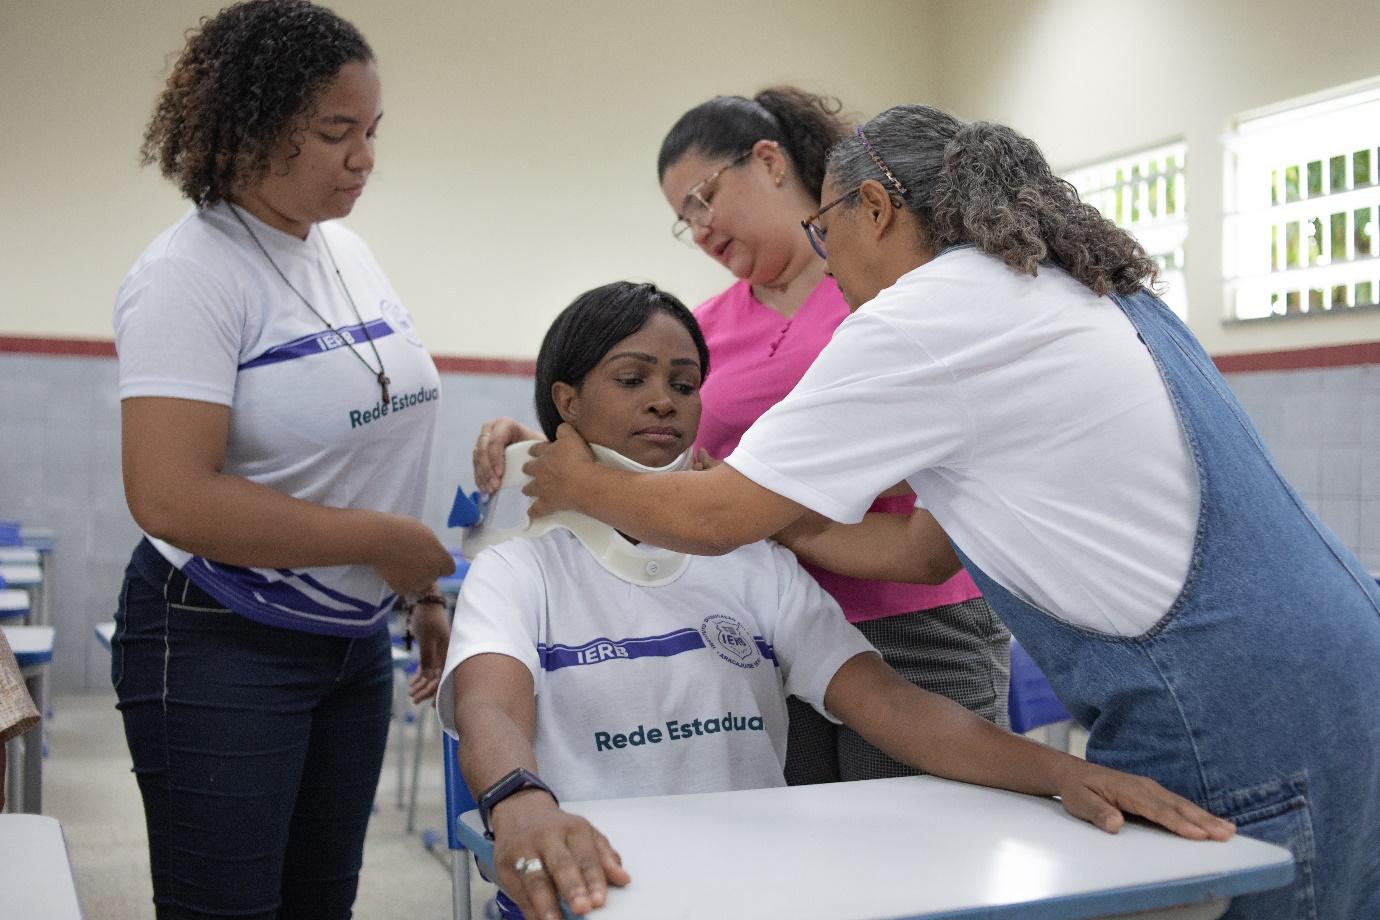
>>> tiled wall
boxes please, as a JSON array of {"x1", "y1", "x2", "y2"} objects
[
  {"x1": 1225, "y1": 364, "x2": 1380, "y2": 568},
  {"x1": 2, "y1": 352, "x2": 1376, "y2": 693},
  {"x1": 0, "y1": 352, "x2": 535, "y2": 693},
  {"x1": 3, "y1": 353, "x2": 132, "y2": 696}
]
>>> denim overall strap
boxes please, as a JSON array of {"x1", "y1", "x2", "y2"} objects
[{"x1": 954, "y1": 288, "x2": 1380, "y2": 919}]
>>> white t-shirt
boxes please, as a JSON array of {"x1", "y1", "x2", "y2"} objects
[
  {"x1": 728, "y1": 247, "x2": 1198, "y2": 637},
  {"x1": 436, "y1": 530, "x2": 875, "y2": 802},
  {"x1": 114, "y1": 202, "x2": 440, "y2": 636}
]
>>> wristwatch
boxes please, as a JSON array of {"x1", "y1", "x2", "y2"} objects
[{"x1": 478, "y1": 767, "x2": 558, "y2": 840}]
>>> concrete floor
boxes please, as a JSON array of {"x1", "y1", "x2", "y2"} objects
[{"x1": 41, "y1": 690, "x2": 496, "y2": 919}]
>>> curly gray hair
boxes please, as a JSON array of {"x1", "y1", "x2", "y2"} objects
[{"x1": 826, "y1": 105, "x2": 1158, "y2": 296}]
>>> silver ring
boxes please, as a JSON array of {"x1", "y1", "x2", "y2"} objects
[{"x1": 514, "y1": 856, "x2": 545, "y2": 875}]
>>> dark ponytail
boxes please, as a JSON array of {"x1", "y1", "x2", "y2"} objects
[{"x1": 657, "y1": 86, "x2": 849, "y2": 200}]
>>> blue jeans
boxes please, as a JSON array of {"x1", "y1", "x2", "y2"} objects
[{"x1": 112, "y1": 539, "x2": 393, "y2": 920}]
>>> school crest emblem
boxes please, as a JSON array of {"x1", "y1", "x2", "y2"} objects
[
  {"x1": 380, "y1": 299, "x2": 422, "y2": 346},
  {"x1": 700, "y1": 614, "x2": 762, "y2": 669}
]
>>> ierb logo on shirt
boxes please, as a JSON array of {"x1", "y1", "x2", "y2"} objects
[
  {"x1": 700, "y1": 614, "x2": 762, "y2": 669},
  {"x1": 380, "y1": 299, "x2": 422, "y2": 347}
]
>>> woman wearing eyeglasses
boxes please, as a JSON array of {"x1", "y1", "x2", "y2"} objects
[
  {"x1": 521, "y1": 104, "x2": 1380, "y2": 920},
  {"x1": 473, "y1": 88, "x2": 1009, "y2": 787}
]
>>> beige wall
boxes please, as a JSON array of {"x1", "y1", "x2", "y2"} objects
[
  {"x1": 5, "y1": 0, "x2": 1377, "y2": 358},
  {"x1": 0, "y1": 0, "x2": 939, "y2": 357},
  {"x1": 929, "y1": 0, "x2": 1380, "y2": 356}
]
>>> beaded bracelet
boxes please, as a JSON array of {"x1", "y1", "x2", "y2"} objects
[{"x1": 405, "y1": 593, "x2": 447, "y2": 650}]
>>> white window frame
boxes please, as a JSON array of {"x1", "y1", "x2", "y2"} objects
[
  {"x1": 1064, "y1": 141, "x2": 1188, "y2": 319},
  {"x1": 1224, "y1": 76, "x2": 1380, "y2": 321}
]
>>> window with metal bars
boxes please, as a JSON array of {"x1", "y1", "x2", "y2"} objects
[
  {"x1": 1225, "y1": 78, "x2": 1380, "y2": 321},
  {"x1": 1064, "y1": 141, "x2": 1188, "y2": 318}
]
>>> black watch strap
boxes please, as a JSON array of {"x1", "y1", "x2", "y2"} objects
[{"x1": 478, "y1": 767, "x2": 558, "y2": 840}]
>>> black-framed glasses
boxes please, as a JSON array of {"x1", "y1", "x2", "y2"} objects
[
  {"x1": 671, "y1": 150, "x2": 753, "y2": 244},
  {"x1": 800, "y1": 187, "x2": 861, "y2": 260}
]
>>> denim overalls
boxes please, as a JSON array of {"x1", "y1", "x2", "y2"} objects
[{"x1": 956, "y1": 289, "x2": 1380, "y2": 919}]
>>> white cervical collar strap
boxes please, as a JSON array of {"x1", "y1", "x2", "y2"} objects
[{"x1": 459, "y1": 440, "x2": 692, "y2": 587}]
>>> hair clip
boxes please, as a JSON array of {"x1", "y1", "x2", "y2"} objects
[{"x1": 856, "y1": 125, "x2": 908, "y2": 197}]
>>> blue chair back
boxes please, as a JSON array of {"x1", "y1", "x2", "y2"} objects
[
  {"x1": 1007, "y1": 639, "x2": 1071, "y2": 733},
  {"x1": 443, "y1": 731, "x2": 477, "y2": 851},
  {"x1": 438, "y1": 556, "x2": 471, "y2": 598},
  {"x1": 443, "y1": 731, "x2": 484, "y2": 920}
]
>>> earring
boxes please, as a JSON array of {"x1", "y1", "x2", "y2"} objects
[{"x1": 774, "y1": 173, "x2": 784, "y2": 187}]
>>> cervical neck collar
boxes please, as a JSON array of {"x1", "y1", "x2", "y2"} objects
[{"x1": 458, "y1": 440, "x2": 692, "y2": 587}]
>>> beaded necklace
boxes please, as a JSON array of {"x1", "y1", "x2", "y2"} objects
[{"x1": 229, "y1": 203, "x2": 391, "y2": 402}]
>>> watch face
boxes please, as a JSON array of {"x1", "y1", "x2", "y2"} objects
[{"x1": 481, "y1": 768, "x2": 554, "y2": 837}]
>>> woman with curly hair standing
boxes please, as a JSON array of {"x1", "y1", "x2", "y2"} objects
[
  {"x1": 112, "y1": 2, "x2": 454, "y2": 917},
  {"x1": 523, "y1": 104, "x2": 1380, "y2": 920}
]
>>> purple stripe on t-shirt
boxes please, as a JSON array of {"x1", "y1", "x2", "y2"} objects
[
  {"x1": 539, "y1": 628, "x2": 777, "y2": 671},
  {"x1": 239, "y1": 318, "x2": 394, "y2": 370}
]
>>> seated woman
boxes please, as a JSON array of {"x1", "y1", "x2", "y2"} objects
[{"x1": 435, "y1": 281, "x2": 1233, "y2": 920}]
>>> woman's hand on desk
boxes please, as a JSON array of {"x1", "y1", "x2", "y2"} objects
[
  {"x1": 492, "y1": 795, "x2": 631, "y2": 919},
  {"x1": 1055, "y1": 762, "x2": 1236, "y2": 841},
  {"x1": 825, "y1": 653, "x2": 1235, "y2": 842},
  {"x1": 454, "y1": 656, "x2": 630, "y2": 915}
]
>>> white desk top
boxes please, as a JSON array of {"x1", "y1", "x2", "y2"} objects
[
  {"x1": 3, "y1": 625, "x2": 55, "y2": 663},
  {"x1": 0, "y1": 546, "x2": 40, "y2": 564},
  {"x1": 0, "y1": 588, "x2": 30, "y2": 612},
  {"x1": 0, "y1": 562, "x2": 43, "y2": 586},
  {"x1": 459, "y1": 776, "x2": 1292, "y2": 920},
  {"x1": 0, "y1": 815, "x2": 83, "y2": 920}
]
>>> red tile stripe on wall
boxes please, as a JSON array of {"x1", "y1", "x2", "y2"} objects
[
  {"x1": 0, "y1": 335, "x2": 118, "y2": 358},
  {"x1": 1211, "y1": 341, "x2": 1380, "y2": 374},
  {"x1": 0, "y1": 335, "x2": 537, "y2": 376},
  {"x1": 1, "y1": 334, "x2": 1376, "y2": 376}
]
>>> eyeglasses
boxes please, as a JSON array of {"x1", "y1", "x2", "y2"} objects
[
  {"x1": 671, "y1": 150, "x2": 753, "y2": 244},
  {"x1": 800, "y1": 188, "x2": 861, "y2": 260},
  {"x1": 799, "y1": 127, "x2": 909, "y2": 260}
]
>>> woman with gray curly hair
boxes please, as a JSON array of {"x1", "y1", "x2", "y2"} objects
[
  {"x1": 523, "y1": 104, "x2": 1380, "y2": 920},
  {"x1": 113, "y1": 2, "x2": 454, "y2": 916}
]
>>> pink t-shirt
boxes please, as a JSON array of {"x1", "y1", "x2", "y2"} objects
[{"x1": 695, "y1": 277, "x2": 981, "y2": 623}]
